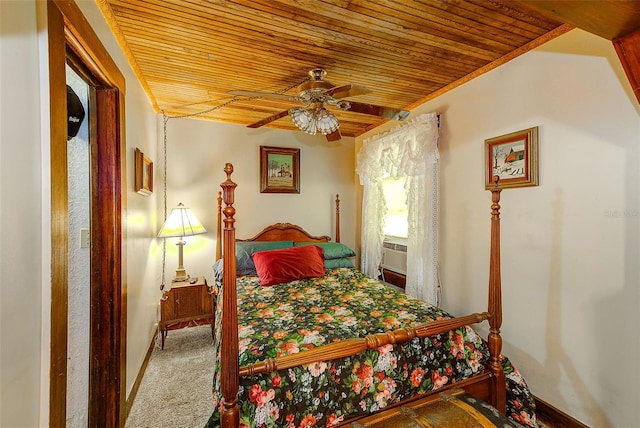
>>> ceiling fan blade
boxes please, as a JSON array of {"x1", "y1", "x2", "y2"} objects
[
  {"x1": 228, "y1": 90, "x2": 299, "y2": 102},
  {"x1": 247, "y1": 110, "x2": 290, "y2": 128},
  {"x1": 344, "y1": 101, "x2": 410, "y2": 121},
  {"x1": 325, "y1": 129, "x2": 342, "y2": 142},
  {"x1": 325, "y1": 84, "x2": 371, "y2": 99}
]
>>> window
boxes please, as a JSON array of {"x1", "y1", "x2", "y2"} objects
[{"x1": 382, "y1": 177, "x2": 408, "y2": 239}]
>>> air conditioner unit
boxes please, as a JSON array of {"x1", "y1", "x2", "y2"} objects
[{"x1": 381, "y1": 240, "x2": 407, "y2": 275}]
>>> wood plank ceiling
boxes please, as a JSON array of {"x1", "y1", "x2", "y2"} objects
[{"x1": 95, "y1": 0, "x2": 639, "y2": 139}]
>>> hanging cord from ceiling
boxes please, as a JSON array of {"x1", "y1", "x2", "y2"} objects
[
  {"x1": 158, "y1": 75, "x2": 309, "y2": 290},
  {"x1": 160, "y1": 113, "x2": 168, "y2": 291}
]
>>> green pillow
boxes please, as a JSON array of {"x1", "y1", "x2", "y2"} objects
[
  {"x1": 236, "y1": 241, "x2": 294, "y2": 275},
  {"x1": 294, "y1": 242, "x2": 356, "y2": 260},
  {"x1": 324, "y1": 258, "x2": 355, "y2": 269}
]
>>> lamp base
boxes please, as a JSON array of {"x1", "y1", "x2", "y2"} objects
[{"x1": 172, "y1": 268, "x2": 190, "y2": 283}]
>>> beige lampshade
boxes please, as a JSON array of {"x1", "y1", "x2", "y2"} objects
[
  {"x1": 157, "y1": 203, "x2": 206, "y2": 238},
  {"x1": 158, "y1": 203, "x2": 206, "y2": 282}
]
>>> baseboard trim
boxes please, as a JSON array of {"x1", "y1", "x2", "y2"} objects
[
  {"x1": 124, "y1": 327, "x2": 158, "y2": 422},
  {"x1": 534, "y1": 395, "x2": 588, "y2": 428}
]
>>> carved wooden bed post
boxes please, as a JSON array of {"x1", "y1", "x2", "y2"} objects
[
  {"x1": 220, "y1": 164, "x2": 239, "y2": 427},
  {"x1": 216, "y1": 191, "x2": 222, "y2": 261},
  {"x1": 488, "y1": 176, "x2": 506, "y2": 413}
]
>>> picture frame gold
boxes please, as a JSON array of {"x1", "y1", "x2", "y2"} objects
[
  {"x1": 485, "y1": 126, "x2": 539, "y2": 189},
  {"x1": 260, "y1": 146, "x2": 300, "y2": 194},
  {"x1": 134, "y1": 148, "x2": 153, "y2": 195}
]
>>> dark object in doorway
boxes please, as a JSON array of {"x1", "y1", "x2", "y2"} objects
[{"x1": 67, "y1": 85, "x2": 85, "y2": 140}]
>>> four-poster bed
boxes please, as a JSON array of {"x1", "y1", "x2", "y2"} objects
[{"x1": 208, "y1": 163, "x2": 535, "y2": 427}]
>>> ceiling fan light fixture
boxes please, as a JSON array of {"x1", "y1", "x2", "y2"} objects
[
  {"x1": 290, "y1": 107, "x2": 339, "y2": 136},
  {"x1": 290, "y1": 107, "x2": 316, "y2": 135},
  {"x1": 235, "y1": 69, "x2": 408, "y2": 139},
  {"x1": 315, "y1": 108, "x2": 339, "y2": 135}
]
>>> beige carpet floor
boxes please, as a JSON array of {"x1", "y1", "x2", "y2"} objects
[
  {"x1": 125, "y1": 325, "x2": 215, "y2": 428},
  {"x1": 125, "y1": 324, "x2": 550, "y2": 428}
]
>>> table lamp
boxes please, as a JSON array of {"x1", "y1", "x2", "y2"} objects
[{"x1": 157, "y1": 202, "x2": 207, "y2": 282}]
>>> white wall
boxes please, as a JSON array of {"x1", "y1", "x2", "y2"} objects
[
  {"x1": 160, "y1": 117, "x2": 357, "y2": 286},
  {"x1": 4, "y1": 2, "x2": 638, "y2": 426},
  {"x1": 1, "y1": 1, "x2": 161, "y2": 425},
  {"x1": 359, "y1": 29, "x2": 639, "y2": 427},
  {"x1": 0, "y1": 2, "x2": 357, "y2": 425},
  {"x1": 0, "y1": 1, "x2": 43, "y2": 426},
  {"x1": 74, "y1": 0, "x2": 161, "y2": 397},
  {"x1": 66, "y1": 68, "x2": 91, "y2": 427}
]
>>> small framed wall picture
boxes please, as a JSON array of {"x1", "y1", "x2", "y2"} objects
[
  {"x1": 134, "y1": 148, "x2": 153, "y2": 195},
  {"x1": 260, "y1": 145, "x2": 300, "y2": 193},
  {"x1": 485, "y1": 126, "x2": 539, "y2": 189}
]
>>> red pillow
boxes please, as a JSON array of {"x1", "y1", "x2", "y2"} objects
[{"x1": 252, "y1": 245, "x2": 326, "y2": 286}]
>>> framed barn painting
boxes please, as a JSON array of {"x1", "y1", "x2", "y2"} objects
[
  {"x1": 260, "y1": 146, "x2": 300, "y2": 193},
  {"x1": 485, "y1": 126, "x2": 539, "y2": 189}
]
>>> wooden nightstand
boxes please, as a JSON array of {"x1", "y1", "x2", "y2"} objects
[{"x1": 159, "y1": 276, "x2": 215, "y2": 349}]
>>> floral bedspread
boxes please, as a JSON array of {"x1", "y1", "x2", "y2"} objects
[{"x1": 207, "y1": 268, "x2": 536, "y2": 428}]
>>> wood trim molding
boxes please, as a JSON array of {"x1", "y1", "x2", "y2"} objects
[
  {"x1": 53, "y1": 0, "x2": 125, "y2": 91},
  {"x1": 89, "y1": 88, "x2": 123, "y2": 427},
  {"x1": 47, "y1": 3, "x2": 69, "y2": 426},
  {"x1": 613, "y1": 29, "x2": 640, "y2": 106},
  {"x1": 512, "y1": 0, "x2": 640, "y2": 41},
  {"x1": 47, "y1": 0, "x2": 126, "y2": 426},
  {"x1": 124, "y1": 329, "x2": 158, "y2": 421},
  {"x1": 534, "y1": 395, "x2": 589, "y2": 428}
]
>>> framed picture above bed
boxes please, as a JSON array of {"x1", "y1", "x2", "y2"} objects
[
  {"x1": 260, "y1": 145, "x2": 300, "y2": 193},
  {"x1": 485, "y1": 126, "x2": 539, "y2": 189}
]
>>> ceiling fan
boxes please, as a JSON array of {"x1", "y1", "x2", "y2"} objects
[{"x1": 228, "y1": 68, "x2": 410, "y2": 141}]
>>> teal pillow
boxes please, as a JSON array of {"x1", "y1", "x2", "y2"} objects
[
  {"x1": 212, "y1": 259, "x2": 224, "y2": 282},
  {"x1": 294, "y1": 242, "x2": 356, "y2": 260},
  {"x1": 236, "y1": 241, "x2": 294, "y2": 275},
  {"x1": 324, "y1": 258, "x2": 355, "y2": 269}
]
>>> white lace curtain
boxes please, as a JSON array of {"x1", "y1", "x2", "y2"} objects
[{"x1": 356, "y1": 112, "x2": 440, "y2": 305}]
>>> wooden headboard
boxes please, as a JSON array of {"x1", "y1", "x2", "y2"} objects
[
  {"x1": 238, "y1": 222, "x2": 331, "y2": 243},
  {"x1": 215, "y1": 192, "x2": 341, "y2": 259}
]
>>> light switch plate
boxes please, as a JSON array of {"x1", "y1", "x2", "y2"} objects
[{"x1": 80, "y1": 228, "x2": 90, "y2": 248}]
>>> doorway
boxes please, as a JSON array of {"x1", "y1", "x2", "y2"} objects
[
  {"x1": 65, "y1": 65, "x2": 91, "y2": 427},
  {"x1": 47, "y1": 1, "x2": 127, "y2": 427}
]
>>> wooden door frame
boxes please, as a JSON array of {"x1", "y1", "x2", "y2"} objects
[{"x1": 47, "y1": 1, "x2": 127, "y2": 426}]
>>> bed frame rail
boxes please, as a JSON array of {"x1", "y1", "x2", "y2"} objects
[
  {"x1": 239, "y1": 311, "x2": 490, "y2": 377},
  {"x1": 218, "y1": 163, "x2": 505, "y2": 427}
]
